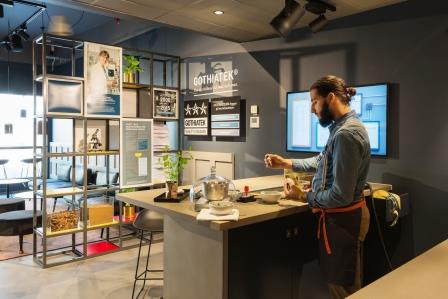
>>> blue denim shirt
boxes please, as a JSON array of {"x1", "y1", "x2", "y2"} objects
[{"x1": 292, "y1": 110, "x2": 371, "y2": 208}]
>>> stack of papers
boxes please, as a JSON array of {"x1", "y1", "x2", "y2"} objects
[{"x1": 196, "y1": 209, "x2": 239, "y2": 221}]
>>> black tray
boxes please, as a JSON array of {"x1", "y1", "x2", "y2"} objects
[{"x1": 154, "y1": 190, "x2": 189, "y2": 203}]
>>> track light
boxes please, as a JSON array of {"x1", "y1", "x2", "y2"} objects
[
  {"x1": 270, "y1": 0, "x2": 305, "y2": 38},
  {"x1": 17, "y1": 24, "x2": 30, "y2": 40},
  {"x1": 9, "y1": 33, "x2": 23, "y2": 52},
  {"x1": 309, "y1": 14, "x2": 328, "y2": 33}
]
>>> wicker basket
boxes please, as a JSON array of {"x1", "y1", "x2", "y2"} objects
[{"x1": 47, "y1": 210, "x2": 79, "y2": 232}]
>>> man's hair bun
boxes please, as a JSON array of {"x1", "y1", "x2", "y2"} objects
[{"x1": 346, "y1": 87, "x2": 356, "y2": 97}]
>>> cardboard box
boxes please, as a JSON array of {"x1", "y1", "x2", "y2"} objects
[{"x1": 81, "y1": 204, "x2": 113, "y2": 226}]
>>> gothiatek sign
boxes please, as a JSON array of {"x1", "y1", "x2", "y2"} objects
[
  {"x1": 191, "y1": 61, "x2": 239, "y2": 96},
  {"x1": 184, "y1": 99, "x2": 209, "y2": 136}
]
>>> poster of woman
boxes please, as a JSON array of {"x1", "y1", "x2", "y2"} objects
[{"x1": 84, "y1": 42, "x2": 122, "y2": 117}]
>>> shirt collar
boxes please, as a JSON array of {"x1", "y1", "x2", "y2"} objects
[{"x1": 329, "y1": 110, "x2": 356, "y2": 132}]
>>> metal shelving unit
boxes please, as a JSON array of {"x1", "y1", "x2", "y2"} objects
[
  {"x1": 31, "y1": 33, "x2": 125, "y2": 268},
  {"x1": 31, "y1": 33, "x2": 181, "y2": 268}
]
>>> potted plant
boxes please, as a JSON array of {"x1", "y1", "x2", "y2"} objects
[
  {"x1": 161, "y1": 145, "x2": 192, "y2": 198},
  {"x1": 119, "y1": 187, "x2": 136, "y2": 218},
  {"x1": 123, "y1": 55, "x2": 143, "y2": 83}
]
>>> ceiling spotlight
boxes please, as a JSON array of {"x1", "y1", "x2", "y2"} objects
[
  {"x1": 270, "y1": 0, "x2": 305, "y2": 38},
  {"x1": 213, "y1": 10, "x2": 224, "y2": 15},
  {"x1": 305, "y1": 0, "x2": 336, "y2": 15},
  {"x1": 48, "y1": 16, "x2": 73, "y2": 36},
  {"x1": 9, "y1": 33, "x2": 24, "y2": 52},
  {"x1": 309, "y1": 14, "x2": 328, "y2": 33},
  {"x1": 17, "y1": 24, "x2": 30, "y2": 40}
]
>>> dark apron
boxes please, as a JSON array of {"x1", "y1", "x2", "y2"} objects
[{"x1": 315, "y1": 207, "x2": 361, "y2": 286}]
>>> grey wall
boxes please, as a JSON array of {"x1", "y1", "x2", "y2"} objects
[{"x1": 170, "y1": 2, "x2": 448, "y2": 258}]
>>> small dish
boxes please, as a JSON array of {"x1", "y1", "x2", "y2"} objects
[
  {"x1": 259, "y1": 190, "x2": 282, "y2": 204},
  {"x1": 209, "y1": 201, "x2": 234, "y2": 215}
]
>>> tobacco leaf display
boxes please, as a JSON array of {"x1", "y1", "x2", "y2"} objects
[{"x1": 47, "y1": 210, "x2": 79, "y2": 232}]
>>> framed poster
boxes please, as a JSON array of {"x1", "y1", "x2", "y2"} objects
[
  {"x1": 75, "y1": 119, "x2": 107, "y2": 152},
  {"x1": 153, "y1": 88, "x2": 178, "y2": 119},
  {"x1": 46, "y1": 77, "x2": 83, "y2": 116},
  {"x1": 211, "y1": 96, "x2": 241, "y2": 137},
  {"x1": 120, "y1": 118, "x2": 153, "y2": 188},
  {"x1": 84, "y1": 42, "x2": 122, "y2": 118},
  {"x1": 184, "y1": 99, "x2": 209, "y2": 136}
]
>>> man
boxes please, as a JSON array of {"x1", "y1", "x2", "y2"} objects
[
  {"x1": 88, "y1": 50, "x2": 111, "y2": 101},
  {"x1": 265, "y1": 75, "x2": 371, "y2": 298}
]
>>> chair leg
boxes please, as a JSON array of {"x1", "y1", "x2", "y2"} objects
[
  {"x1": 19, "y1": 235, "x2": 24, "y2": 254},
  {"x1": 132, "y1": 229, "x2": 144, "y2": 299}
]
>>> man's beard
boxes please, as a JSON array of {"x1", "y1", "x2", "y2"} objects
[{"x1": 318, "y1": 101, "x2": 334, "y2": 128}]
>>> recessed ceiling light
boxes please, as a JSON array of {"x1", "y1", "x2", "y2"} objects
[{"x1": 213, "y1": 10, "x2": 224, "y2": 15}]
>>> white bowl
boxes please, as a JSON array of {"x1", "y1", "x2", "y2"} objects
[
  {"x1": 259, "y1": 191, "x2": 282, "y2": 203},
  {"x1": 209, "y1": 201, "x2": 234, "y2": 215}
]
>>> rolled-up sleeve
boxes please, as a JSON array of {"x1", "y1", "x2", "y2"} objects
[
  {"x1": 306, "y1": 131, "x2": 362, "y2": 208},
  {"x1": 292, "y1": 156, "x2": 319, "y2": 172}
]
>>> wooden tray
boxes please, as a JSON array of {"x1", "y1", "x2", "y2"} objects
[{"x1": 154, "y1": 190, "x2": 190, "y2": 203}]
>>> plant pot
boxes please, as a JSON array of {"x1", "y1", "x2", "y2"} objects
[
  {"x1": 123, "y1": 72, "x2": 136, "y2": 83},
  {"x1": 166, "y1": 181, "x2": 178, "y2": 198},
  {"x1": 123, "y1": 205, "x2": 135, "y2": 218}
]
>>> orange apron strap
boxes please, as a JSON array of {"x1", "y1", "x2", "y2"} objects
[{"x1": 312, "y1": 199, "x2": 366, "y2": 255}]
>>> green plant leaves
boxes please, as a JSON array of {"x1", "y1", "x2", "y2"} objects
[{"x1": 159, "y1": 145, "x2": 192, "y2": 182}]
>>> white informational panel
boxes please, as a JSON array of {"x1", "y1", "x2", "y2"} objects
[
  {"x1": 120, "y1": 118, "x2": 153, "y2": 188},
  {"x1": 364, "y1": 121, "x2": 380, "y2": 150},
  {"x1": 84, "y1": 42, "x2": 122, "y2": 118},
  {"x1": 292, "y1": 99, "x2": 311, "y2": 147}
]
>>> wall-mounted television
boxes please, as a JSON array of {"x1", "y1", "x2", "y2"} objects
[{"x1": 286, "y1": 83, "x2": 388, "y2": 156}]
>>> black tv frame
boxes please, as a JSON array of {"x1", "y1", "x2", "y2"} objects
[{"x1": 285, "y1": 82, "x2": 390, "y2": 157}]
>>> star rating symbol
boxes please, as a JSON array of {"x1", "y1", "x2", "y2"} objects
[
  {"x1": 199, "y1": 102, "x2": 207, "y2": 115},
  {"x1": 185, "y1": 104, "x2": 192, "y2": 116},
  {"x1": 192, "y1": 103, "x2": 199, "y2": 115}
]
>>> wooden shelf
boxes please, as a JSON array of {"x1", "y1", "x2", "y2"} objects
[
  {"x1": 35, "y1": 220, "x2": 120, "y2": 238},
  {"x1": 35, "y1": 226, "x2": 83, "y2": 238},
  {"x1": 85, "y1": 220, "x2": 120, "y2": 230},
  {"x1": 123, "y1": 82, "x2": 150, "y2": 89},
  {"x1": 37, "y1": 187, "x2": 84, "y2": 197}
]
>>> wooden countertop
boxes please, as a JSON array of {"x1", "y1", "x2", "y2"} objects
[
  {"x1": 349, "y1": 239, "x2": 448, "y2": 299},
  {"x1": 117, "y1": 175, "x2": 392, "y2": 231}
]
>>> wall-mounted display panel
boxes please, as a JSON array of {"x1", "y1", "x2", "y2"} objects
[
  {"x1": 211, "y1": 96, "x2": 241, "y2": 137},
  {"x1": 153, "y1": 88, "x2": 179, "y2": 120},
  {"x1": 46, "y1": 78, "x2": 83, "y2": 116},
  {"x1": 84, "y1": 42, "x2": 122, "y2": 118},
  {"x1": 286, "y1": 83, "x2": 388, "y2": 156},
  {"x1": 120, "y1": 118, "x2": 153, "y2": 188}
]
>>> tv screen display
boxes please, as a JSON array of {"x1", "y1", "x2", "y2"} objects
[{"x1": 286, "y1": 83, "x2": 388, "y2": 156}]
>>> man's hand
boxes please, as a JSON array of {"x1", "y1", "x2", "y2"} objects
[
  {"x1": 264, "y1": 154, "x2": 292, "y2": 169},
  {"x1": 283, "y1": 178, "x2": 309, "y2": 201}
]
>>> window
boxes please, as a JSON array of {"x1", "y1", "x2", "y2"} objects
[
  {"x1": 20, "y1": 109, "x2": 27, "y2": 118},
  {"x1": 4, "y1": 124, "x2": 13, "y2": 134}
]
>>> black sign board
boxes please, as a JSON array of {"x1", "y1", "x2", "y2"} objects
[
  {"x1": 184, "y1": 99, "x2": 209, "y2": 136},
  {"x1": 211, "y1": 96, "x2": 241, "y2": 137},
  {"x1": 153, "y1": 88, "x2": 178, "y2": 119}
]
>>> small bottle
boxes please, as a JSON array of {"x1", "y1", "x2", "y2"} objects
[{"x1": 243, "y1": 185, "x2": 249, "y2": 197}]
